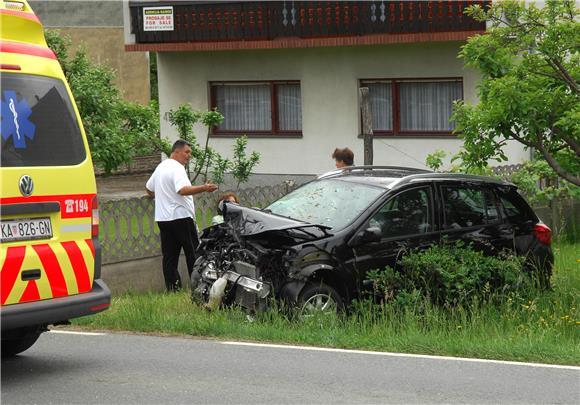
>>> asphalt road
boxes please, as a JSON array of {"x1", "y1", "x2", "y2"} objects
[{"x1": 2, "y1": 330, "x2": 579, "y2": 404}]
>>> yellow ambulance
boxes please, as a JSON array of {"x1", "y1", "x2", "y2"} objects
[{"x1": 1, "y1": 0, "x2": 110, "y2": 356}]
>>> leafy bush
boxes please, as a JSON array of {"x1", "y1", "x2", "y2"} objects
[
  {"x1": 509, "y1": 159, "x2": 580, "y2": 205},
  {"x1": 425, "y1": 149, "x2": 494, "y2": 176},
  {"x1": 45, "y1": 30, "x2": 165, "y2": 174},
  {"x1": 121, "y1": 100, "x2": 170, "y2": 157},
  {"x1": 167, "y1": 103, "x2": 260, "y2": 188},
  {"x1": 366, "y1": 243, "x2": 529, "y2": 308},
  {"x1": 167, "y1": 103, "x2": 223, "y2": 182},
  {"x1": 231, "y1": 135, "x2": 261, "y2": 190}
]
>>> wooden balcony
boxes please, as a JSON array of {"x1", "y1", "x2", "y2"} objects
[{"x1": 127, "y1": 1, "x2": 489, "y2": 52}]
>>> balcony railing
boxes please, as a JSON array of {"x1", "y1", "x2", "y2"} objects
[{"x1": 129, "y1": 1, "x2": 488, "y2": 44}]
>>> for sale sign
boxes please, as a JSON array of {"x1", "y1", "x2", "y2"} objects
[{"x1": 143, "y1": 6, "x2": 174, "y2": 31}]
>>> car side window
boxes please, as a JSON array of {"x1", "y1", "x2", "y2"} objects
[
  {"x1": 369, "y1": 187, "x2": 432, "y2": 238},
  {"x1": 484, "y1": 188, "x2": 500, "y2": 223},
  {"x1": 442, "y1": 185, "x2": 499, "y2": 229}
]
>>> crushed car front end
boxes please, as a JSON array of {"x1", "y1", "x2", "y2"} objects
[{"x1": 191, "y1": 203, "x2": 330, "y2": 312}]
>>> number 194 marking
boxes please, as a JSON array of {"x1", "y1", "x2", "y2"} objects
[{"x1": 64, "y1": 199, "x2": 89, "y2": 214}]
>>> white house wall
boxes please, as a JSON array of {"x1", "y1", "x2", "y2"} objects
[{"x1": 157, "y1": 42, "x2": 529, "y2": 176}]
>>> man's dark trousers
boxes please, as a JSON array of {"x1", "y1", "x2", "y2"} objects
[{"x1": 157, "y1": 217, "x2": 199, "y2": 291}]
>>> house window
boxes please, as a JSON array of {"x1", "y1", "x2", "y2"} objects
[
  {"x1": 210, "y1": 81, "x2": 302, "y2": 136},
  {"x1": 360, "y1": 79, "x2": 463, "y2": 136}
]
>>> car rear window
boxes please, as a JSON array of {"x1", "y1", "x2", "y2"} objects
[
  {"x1": 1, "y1": 72, "x2": 86, "y2": 167},
  {"x1": 495, "y1": 187, "x2": 537, "y2": 224}
]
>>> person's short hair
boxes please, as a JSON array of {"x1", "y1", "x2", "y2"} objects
[
  {"x1": 332, "y1": 147, "x2": 354, "y2": 166},
  {"x1": 217, "y1": 192, "x2": 239, "y2": 214},
  {"x1": 171, "y1": 139, "x2": 192, "y2": 153}
]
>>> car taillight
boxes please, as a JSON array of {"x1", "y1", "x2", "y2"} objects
[
  {"x1": 92, "y1": 196, "x2": 99, "y2": 237},
  {"x1": 534, "y1": 223, "x2": 551, "y2": 245}
]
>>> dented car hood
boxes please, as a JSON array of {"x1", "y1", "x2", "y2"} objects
[{"x1": 222, "y1": 202, "x2": 330, "y2": 237}]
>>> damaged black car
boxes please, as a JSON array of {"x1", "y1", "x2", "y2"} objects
[{"x1": 191, "y1": 166, "x2": 553, "y2": 315}]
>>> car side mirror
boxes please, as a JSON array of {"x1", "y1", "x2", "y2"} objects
[{"x1": 350, "y1": 226, "x2": 382, "y2": 247}]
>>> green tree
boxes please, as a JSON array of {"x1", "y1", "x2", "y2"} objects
[
  {"x1": 231, "y1": 135, "x2": 261, "y2": 190},
  {"x1": 167, "y1": 104, "x2": 230, "y2": 183},
  {"x1": 167, "y1": 103, "x2": 203, "y2": 179},
  {"x1": 195, "y1": 109, "x2": 225, "y2": 182},
  {"x1": 66, "y1": 46, "x2": 128, "y2": 174},
  {"x1": 45, "y1": 30, "x2": 165, "y2": 174},
  {"x1": 452, "y1": 0, "x2": 580, "y2": 186},
  {"x1": 167, "y1": 104, "x2": 261, "y2": 188},
  {"x1": 120, "y1": 100, "x2": 170, "y2": 157}
]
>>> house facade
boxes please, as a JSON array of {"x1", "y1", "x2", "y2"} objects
[{"x1": 123, "y1": 1, "x2": 529, "y2": 177}]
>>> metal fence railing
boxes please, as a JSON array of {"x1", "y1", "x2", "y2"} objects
[{"x1": 99, "y1": 181, "x2": 297, "y2": 264}]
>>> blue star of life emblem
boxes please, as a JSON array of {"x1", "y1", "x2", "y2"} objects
[{"x1": 1, "y1": 90, "x2": 36, "y2": 149}]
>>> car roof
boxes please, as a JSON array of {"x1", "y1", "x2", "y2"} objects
[{"x1": 317, "y1": 166, "x2": 513, "y2": 190}]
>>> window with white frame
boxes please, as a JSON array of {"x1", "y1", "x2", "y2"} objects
[
  {"x1": 210, "y1": 81, "x2": 302, "y2": 136},
  {"x1": 361, "y1": 79, "x2": 463, "y2": 136}
]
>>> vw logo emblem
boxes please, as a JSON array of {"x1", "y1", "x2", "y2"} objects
[{"x1": 19, "y1": 175, "x2": 34, "y2": 197}]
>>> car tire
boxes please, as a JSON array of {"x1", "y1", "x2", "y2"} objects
[
  {"x1": 298, "y1": 282, "x2": 344, "y2": 317},
  {"x1": 1, "y1": 326, "x2": 43, "y2": 357}
]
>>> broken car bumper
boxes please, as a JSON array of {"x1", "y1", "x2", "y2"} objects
[{"x1": 202, "y1": 268, "x2": 271, "y2": 299}]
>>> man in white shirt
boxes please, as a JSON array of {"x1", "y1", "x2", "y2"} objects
[{"x1": 146, "y1": 140, "x2": 218, "y2": 291}]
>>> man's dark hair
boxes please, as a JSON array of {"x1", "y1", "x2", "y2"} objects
[
  {"x1": 332, "y1": 147, "x2": 354, "y2": 166},
  {"x1": 171, "y1": 139, "x2": 191, "y2": 152}
]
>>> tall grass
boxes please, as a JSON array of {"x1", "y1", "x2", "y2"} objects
[{"x1": 73, "y1": 242, "x2": 579, "y2": 365}]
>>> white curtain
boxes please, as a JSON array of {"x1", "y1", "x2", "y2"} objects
[
  {"x1": 277, "y1": 84, "x2": 302, "y2": 131},
  {"x1": 367, "y1": 82, "x2": 393, "y2": 131},
  {"x1": 215, "y1": 84, "x2": 271, "y2": 131},
  {"x1": 399, "y1": 81, "x2": 462, "y2": 131}
]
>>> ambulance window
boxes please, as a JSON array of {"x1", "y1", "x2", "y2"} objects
[{"x1": 1, "y1": 73, "x2": 86, "y2": 167}]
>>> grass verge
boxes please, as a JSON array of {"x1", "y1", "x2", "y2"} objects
[{"x1": 73, "y1": 242, "x2": 580, "y2": 365}]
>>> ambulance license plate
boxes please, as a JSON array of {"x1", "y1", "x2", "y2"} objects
[{"x1": 0, "y1": 218, "x2": 53, "y2": 242}]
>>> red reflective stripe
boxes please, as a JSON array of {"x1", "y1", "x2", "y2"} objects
[
  {"x1": 85, "y1": 239, "x2": 95, "y2": 258},
  {"x1": 19, "y1": 280, "x2": 40, "y2": 303},
  {"x1": 32, "y1": 244, "x2": 68, "y2": 298},
  {"x1": 0, "y1": 9, "x2": 41, "y2": 24},
  {"x1": 61, "y1": 241, "x2": 91, "y2": 293},
  {"x1": 0, "y1": 41, "x2": 56, "y2": 60},
  {"x1": 1, "y1": 246, "x2": 26, "y2": 304},
  {"x1": 1, "y1": 193, "x2": 96, "y2": 219}
]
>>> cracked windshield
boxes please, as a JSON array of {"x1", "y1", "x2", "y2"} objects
[{"x1": 267, "y1": 179, "x2": 383, "y2": 230}]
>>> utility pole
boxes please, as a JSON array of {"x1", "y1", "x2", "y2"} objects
[{"x1": 359, "y1": 87, "x2": 373, "y2": 165}]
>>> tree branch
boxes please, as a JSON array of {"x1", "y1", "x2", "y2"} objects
[
  {"x1": 530, "y1": 69, "x2": 562, "y2": 81},
  {"x1": 536, "y1": 136, "x2": 580, "y2": 186},
  {"x1": 557, "y1": 131, "x2": 580, "y2": 157},
  {"x1": 546, "y1": 57, "x2": 580, "y2": 95},
  {"x1": 507, "y1": 128, "x2": 535, "y2": 148}
]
